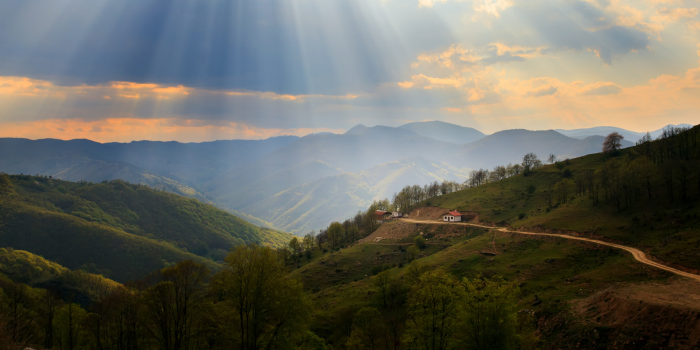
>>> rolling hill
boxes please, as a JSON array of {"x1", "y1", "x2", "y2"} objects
[
  {"x1": 203, "y1": 126, "x2": 458, "y2": 214},
  {"x1": 417, "y1": 126, "x2": 700, "y2": 272},
  {"x1": 0, "y1": 174, "x2": 292, "y2": 281},
  {"x1": 280, "y1": 124, "x2": 700, "y2": 349},
  {"x1": 0, "y1": 123, "x2": 654, "y2": 236},
  {"x1": 0, "y1": 248, "x2": 121, "y2": 304}
]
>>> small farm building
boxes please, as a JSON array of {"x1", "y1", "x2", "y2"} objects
[
  {"x1": 443, "y1": 211, "x2": 462, "y2": 222},
  {"x1": 375, "y1": 211, "x2": 392, "y2": 223}
]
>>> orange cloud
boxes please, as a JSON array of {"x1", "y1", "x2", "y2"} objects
[
  {"x1": 400, "y1": 40, "x2": 700, "y2": 132},
  {"x1": 0, "y1": 118, "x2": 344, "y2": 143},
  {"x1": 0, "y1": 77, "x2": 61, "y2": 97},
  {"x1": 0, "y1": 76, "x2": 357, "y2": 104}
]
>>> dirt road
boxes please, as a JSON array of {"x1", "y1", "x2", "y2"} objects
[{"x1": 401, "y1": 218, "x2": 700, "y2": 283}]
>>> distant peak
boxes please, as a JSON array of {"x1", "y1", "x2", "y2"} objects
[{"x1": 344, "y1": 124, "x2": 368, "y2": 134}]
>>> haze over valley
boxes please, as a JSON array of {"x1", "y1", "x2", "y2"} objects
[{"x1": 3, "y1": 121, "x2": 681, "y2": 235}]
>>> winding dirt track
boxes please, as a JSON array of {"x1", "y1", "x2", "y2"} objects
[{"x1": 401, "y1": 218, "x2": 700, "y2": 282}]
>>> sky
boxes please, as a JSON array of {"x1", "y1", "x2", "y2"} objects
[{"x1": 0, "y1": 0, "x2": 699, "y2": 142}]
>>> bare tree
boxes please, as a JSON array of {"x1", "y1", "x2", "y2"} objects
[
  {"x1": 602, "y1": 132, "x2": 624, "y2": 154},
  {"x1": 547, "y1": 154, "x2": 556, "y2": 164},
  {"x1": 636, "y1": 132, "x2": 652, "y2": 145}
]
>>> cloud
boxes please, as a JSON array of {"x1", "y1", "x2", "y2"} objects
[
  {"x1": 0, "y1": 118, "x2": 345, "y2": 143},
  {"x1": 0, "y1": 0, "x2": 699, "y2": 138},
  {"x1": 580, "y1": 82, "x2": 623, "y2": 95},
  {"x1": 488, "y1": 0, "x2": 652, "y2": 64},
  {"x1": 527, "y1": 86, "x2": 558, "y2": 97},
  {"x1": 652, "y1": 7, "x2": 699, "y2": 24},
  {"x1": 479, "y1": 51, "x2": 525, "y2": 65},
  {"x1": 0, "y1": 0, "x2": 455, "y2": 95},
  {"x1": 473, "y1": 0, "x2": 512, "y2": 17},
  {"x1": 418, "y1": 0, "x2": 449, "y2": 8},
  {"x1": 0, "y1": 76, "x2": 364, "y2": 131}
]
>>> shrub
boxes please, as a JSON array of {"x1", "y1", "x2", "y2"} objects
[
  {"x1": 518, "y1": 213, "x2": 526, "y2": 220},
  {"x1": 414, "y1": 236, "x2": 426, "y2": 249}
]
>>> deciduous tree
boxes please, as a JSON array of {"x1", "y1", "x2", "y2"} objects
[
  {"x1": 402, "y1": 269, "x2": 462, "y2": 350},
  {"x1": 460, "y1": 276, "x2": 519, "y2": 350},
  {"x1": 141, "y1": 260, "x2": 210, "y2": 350},
  {"x1": 602, "y1": 132, "x2": 624, "y2": 154},
  {"x1": 211, "y1": 245, "x2": 311, "y2": 350}
]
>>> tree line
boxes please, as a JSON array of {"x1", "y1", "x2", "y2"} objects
[
  {"x1": 1, "y1": 243, "x2": 536, "y2": 350},
  {"x1": 0, "y1": 245, "x2": 317, "y2": 350},
  {"x1": 546, "y1": 126, "x2": 700, "y2": 210}
]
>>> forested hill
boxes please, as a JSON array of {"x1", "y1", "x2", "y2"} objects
[
  {"x1": 0, "y1": 248, "x2": 122, "y2": 306},
  {"x1": 0, "y1": 174, "x2": 293, "y2": 281}
]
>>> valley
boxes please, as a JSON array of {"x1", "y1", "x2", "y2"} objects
[
  {"x1": 1, "y1": 122, "x2": 673, "y2": 236},
  {"x1": 0, "y1": 123, "x2": 698, "y2": 349},
  {"x1": 2, "y1": 0, "x2": 699, "y2": 348}
]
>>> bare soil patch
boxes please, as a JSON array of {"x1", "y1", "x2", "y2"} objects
[
  {"x1": 407, "y1": 206, "x2": 448, "y2": 220},
  {"x1": 571, "y1": 278, "x2": 700, "y2": 349},
  {"x1": 359, "y1": 220, "x2": 482, "y2": 243}
]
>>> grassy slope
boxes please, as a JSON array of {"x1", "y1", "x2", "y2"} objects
[
  {"x1": 421, "y1": 151, "x2": 700, "y2": 271},
  {"x1": 0, "y1": 175, "x2": 293, "y2": 281},
  {"x1": 291, "y1": 223, "x2": 668, "y2": 347},
  {"x1": 0, "y1": 199, "x2": 218, "y2": 282},
  {"x1": 11, "y1": 175, "x2": 293, "y2": 250}
]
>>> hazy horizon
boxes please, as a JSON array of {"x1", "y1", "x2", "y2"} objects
[{"x1": 0, "y1": 120, "x2": 694, "y2": 143}]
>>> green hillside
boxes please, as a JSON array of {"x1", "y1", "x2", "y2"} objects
[
  {"x1": 274, "y1": 125, "x2": 700, "y2": 348},
  {"x1": 290, "y1": 220, "x2": 683, "y2": 348},
  {"x1": 0, "y1": 174, "x2": 293, "y2": 281},
  {"x1": 419, "y1": 125, "x2": 700, "y2": 271},
  {"x1": 0, "y1": 248, "x2": 121, "y2": 303},
  {"x1": 0, "y1": 247, "x2": 68, "y2": 284}
]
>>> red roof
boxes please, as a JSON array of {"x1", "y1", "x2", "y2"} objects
[
  {"x1": 374, "y1": 211, "x2": 391, "y2": 220},
  {"x1": 448, "y1": 211, "x2": 461, "y2": 216}
]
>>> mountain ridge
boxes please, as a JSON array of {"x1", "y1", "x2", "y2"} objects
[{"x1": 399, "y1": 120, "x2": 485, "y2": 144}]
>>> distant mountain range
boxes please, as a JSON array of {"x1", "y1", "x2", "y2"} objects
[
  {"x1": 456, "y1": 130, "x2": 634, "y2": 168},
  {"x1": 0, "y1": 122, "x2": 692, "y2": 234},
  {"x1": 398, "y1": 121, "x2": 485, "y2": 144},
  {"x1": 554, "y1": 124, "x2": 693, "y2": 142}
]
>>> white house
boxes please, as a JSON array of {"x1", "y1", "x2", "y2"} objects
[
  {"x1": 375, "y1": 211, "x2": 392, "y2": 223},
  {"x1": 392, "y1": 212, "x2": 403, "y2": 218},
  {"x1": 442, "y1": 211, "x2": 462, "y2": 222}
]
